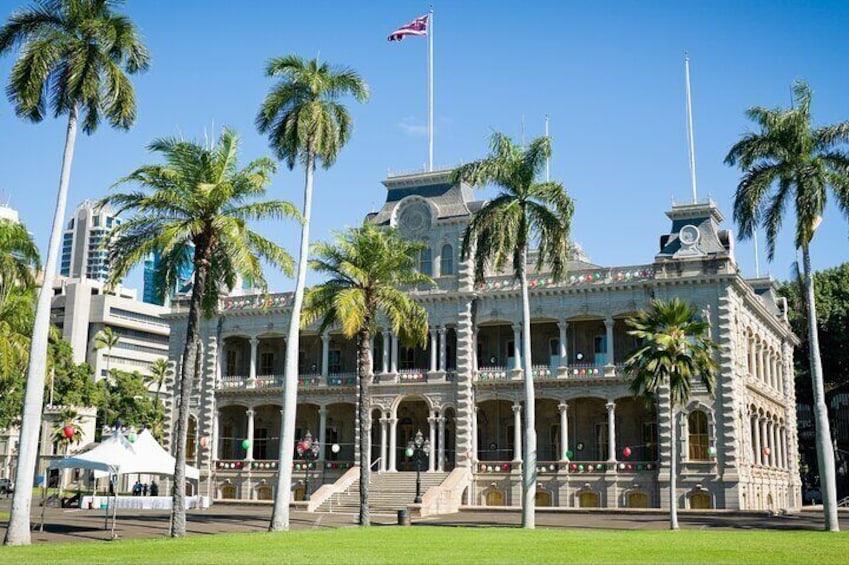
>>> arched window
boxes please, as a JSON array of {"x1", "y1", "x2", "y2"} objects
[
  {"x1": 440, "y1": 244, "x2": 454, "y2": 275},
  {"x1": 688, "y1": 410, "x2": 709, "y2": 460},
  {"x1": 420, "y1": 247, "x2": 432, "y2": 276}
]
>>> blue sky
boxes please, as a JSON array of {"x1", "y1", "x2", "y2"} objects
[{"x1": 1, "y1": 0, "x2": 848, "y2": 292}]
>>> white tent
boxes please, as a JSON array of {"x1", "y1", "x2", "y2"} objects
[{"x1": 48, "y1": 430, "x2": 199, "y2": 479}]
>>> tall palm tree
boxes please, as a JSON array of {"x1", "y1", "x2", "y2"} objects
[
  {"x1": 145, "y1": 358, "x2": 171, "y2": 412},
  {"x1": 302, "y1": 222, "x2": 431, "y2": 525},
  {"x1": 0, "y1": 0, "x2": 149, "y2": 545},
  {"x1": 50, "y1": 407, "x2": 83, "y2": 498},
  {"x1": 725, "y1": 81, "x2": 849, "y2": 532},
  {"x1": 624, "y1": 297, "x2": 718, "y2": 530},
  {"x1": 94, "y1": 327, "x2": 120, "y2": 379},
  {"x1": 101, "y1": 127, "x2": 298, "y2": 537},
  {"x1": 256, "y1": 54, "x2": 369, "y2": 532},
  {"x1": 0, "y1": 218, "x2": 40, "y2": 291},
  {"x1": 451, "y1": 132, "x2": 573, "y2": 529}
]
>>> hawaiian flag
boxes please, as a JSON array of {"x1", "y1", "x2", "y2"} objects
[{"x1": 388, "y1": 14, "x2": 429, "y2": 41}]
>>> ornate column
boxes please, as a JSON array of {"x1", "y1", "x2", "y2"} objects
[
  {"x1": 771, "y1": 421, "x2": 779, "y2": 468},
  {"x1": 438, "y1": 327, "x2": 447, "y2": 372},
  {"x1": 212, "y1": 409, "x2": 220, "y2": 461},
  {"x1": 604, "y1": 317, "x2": 615, "y2": 367},
  {"x1": 245, "y1": 408, "x2": 255, "y2": 461},
  {"x1": 558, "y1": 402, "x2": 569, "y2": 461},
  {"x1": 249, "y1": 336, "x2": 258, "y2": 385},
  {"x1": 758, "y1": 344, "x2": 765, "y2": 382},
  {"x1": 321, "y1": 333, "x2": 330, "y2": 377},
  {"x1": 512, "y1": 324, "x2": 522, "y2": 370},
  {"x1": 752, "y1": 415, "x2": 761, "y2": 465},
  {"x1": 437, "y1": 415, "x2": 446, "y2": 471},
  {"x1": 318, "y1": 405, "x2": 327, "y2": 462},
  {"x1": 759, "y1": 418, "x2": 768, "y2": 466},
  {"x1": 472, "y1": 327, "x2": 480, "y2": 372},
  {"x1": 606, "y1": 400, "x2": 616, "y2": 462},
  {"x1": 390, "y1": 332, "x2": 399, "y2": 374},
  {"x1": 779, "y1": 427, "x2": 787, "y2": 469},
  {"x1": 428, "y1": 414, "x2": 437, "y2": 471},
  {"x1": 557, "y1": 320, "x2": 568, "y2": 367},
  {"x1": 429, "y1": 328, "x2": 438, "y2": 373},
  {"x1": 382, "y1": 332, "x2": 390, "y2": 374},
  {"x1": 379, "y1": 413, "x2": 389, "y2": 472},
  {"x1": 512, "y1": 402, "x2": 522, "y2": 462},
  {"x1": 388, "y1": 417, "x2": 398, "y2": 471}
]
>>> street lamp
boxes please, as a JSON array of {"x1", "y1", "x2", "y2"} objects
[
  {"x1": 296, "y1": 431, "x2": 320, "y2": 501},
  {"x1": 405, "y1": 429, "x2": 431, "y2": 503}
]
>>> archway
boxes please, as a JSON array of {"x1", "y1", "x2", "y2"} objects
[
  {"x1": 627, "y1": 491, "x2": 649, "y2": 508},
  {"x1": 689, "y1": 491, "x2": 711, "y2": 509},
  {"x1": 476, "y1": 399, "x2": 518, "y2": 461},
  {"x1": 395, "y1": 398, "x2": 430, "y2": 471},
  {"x1": 253, "y1": 404, "x2": 282, "y2": 460},
  {"x1": 578, "y1": 490, "x2": 600, "y2": 508},
  {"x1": 218, "y1": 405, "x2": 249, "y2": 460}
]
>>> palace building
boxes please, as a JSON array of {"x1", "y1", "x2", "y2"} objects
[{"x1": 163, "y1": 169, "x2": 800, "y2": 513}]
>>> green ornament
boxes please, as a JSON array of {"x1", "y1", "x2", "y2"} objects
[
  {"x1": 405, "y1": 447, "x2": 414, "y2": 458},
  {"x1": 565, "y1": 449, "x2": 573, "y2": 459},
  {"x1": 241, "y1": 439, "x2": 251, "y2": 450},
  {"x1": 578, "y1": 464, "x2": 584, "y2": 471}
]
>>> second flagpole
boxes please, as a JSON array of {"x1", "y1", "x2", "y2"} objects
[{"x1": 428, "y1": 8, "x2": 434, "y2": 172}]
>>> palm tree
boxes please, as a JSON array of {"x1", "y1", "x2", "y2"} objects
[
  {"x1": 94, "y1": 327, "x2": 120, "y2": 379},
  {"x1": 624, "y1": 298, "x2": 718, "y2": 530},
  {"x1": 0, "y1": 0, "x2": 149, "y2": 546},
  {"x1": 0, "y1": 218, "x2": 40, "y2": 291},
  {"x1": 0, "y1": 286, "x2": 35, "y2": 428},
  {"x1": 725, "y1": 81, "x2": 849, "y2": 532},
  {"x1": 302, "y1": 222, "x2": 431, "y2": 525},
  {"x1": 50, "y1": 407, "x2": 83, "y2": 498},
  {"x1": 256, "y1": 54, "x2": 369, "y2": 532},
  {"x1": 145, "y1": 358, "x2": 171, "y2": 412},
  {"x1": 101, "y1": 128, "x2": 298, "y2": 537},
  {"x1": 451, "y1": 132, "x2": 573, "y2": 529}
]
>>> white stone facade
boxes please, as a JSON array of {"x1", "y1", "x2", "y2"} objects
[{"x1": 164, "y1": 171, "x2": 800, "y2": 510}]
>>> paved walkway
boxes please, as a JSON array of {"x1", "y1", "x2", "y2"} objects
[{"x1": 1, "y1": 498, "x2": 847, "y2": 545}]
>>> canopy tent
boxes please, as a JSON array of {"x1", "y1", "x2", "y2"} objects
[{"x1": 48, "y1": 429, "x2": 199, "y2": 479}]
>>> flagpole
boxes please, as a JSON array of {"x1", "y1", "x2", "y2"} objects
[
  {"x1": 684, "y1": 53, "x2": 698, "y2": 203},
  {"x1": 428, "y1": 7, "x2": 434, "y2": 172}
]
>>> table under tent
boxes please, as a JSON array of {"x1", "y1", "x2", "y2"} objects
[{"x1": 46, "y1": 430, "x2": 204, "y2": 537}]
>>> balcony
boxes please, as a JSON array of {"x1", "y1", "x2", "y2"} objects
[
  {"x1": 475, "y1": 264, "x2": 656, "y2": 293},
  {"x1": 216, "y1": 372, "x2": 357, "y2": 391},
  {"x1": 473, "y1": 364, "x2": 628, "y2": 383}
]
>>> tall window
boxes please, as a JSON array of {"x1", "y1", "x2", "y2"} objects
[
  {"x1": 328, "y1": 350, "x2": 342, "y2": 374},
  {"x1": 259, "y1": 352, "x2": 274, "y2": 375},
  {"x1": 440, "y1": 244, "x2": 453, "y2": 275},
  {"x1": 226, "y1": 350, "x2": 237, "y2": 376},
  {"x1": 688, "y1": 410, "x2": 710, "y2": 460},
  {"x1": 419, "y1": 247, "x2": 433, "y2": 276},
  {"x1": 596, "y1": 422, "x2": 609, "y2": 461}
]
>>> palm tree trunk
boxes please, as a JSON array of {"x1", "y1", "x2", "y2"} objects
[
  {"x1": 518, "y1": 244, "x2": 537, "y2": 529},
  {"x1": 802, "y1": 245, "x2": 839, "y2": 531},
  {"x1": 357, "y1": 328, "x2": 372, "y2": 526},
  {"x1": 169, "y1": 249, "x2": 210, "y2": 537},
  {"x1": 669, "y1": 395, "x2": 679, "y2": 530},
  {"x1": 5, "y1": 106, "x2": 79, "y2": 547},
  {"x1": 270, "y1": 151, "x2": 315, "y2": 531}
]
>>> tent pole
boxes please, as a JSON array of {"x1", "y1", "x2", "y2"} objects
[
  {"x1": 39, "y1": 481, "x2": 46, "y2": 531},
  {"x1": 110, "y1": 474, "x2": 118, "y2": 539}
]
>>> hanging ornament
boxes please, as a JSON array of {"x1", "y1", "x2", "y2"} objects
[
  {"x1": 241, "y1": 439, "x2": 251, "y2": 450},
  {"x1": 62, "y1": 425, "x2": 75, "y2": 439},
  {"x1": 565, "y1": 449, "x2": 573, "y2": 459},
  {"x1": 127, "y1": 432, "x2": 137, "y2": 443},
  {"x1": 707, "y1": 446, "x2": 716, "y2": 456},
  {"x1": 200, "y1": 436, "x2": 209, "y2": 449},
  {"x1": 622, "y1": 446, "x2": 632, "y2": 458}
]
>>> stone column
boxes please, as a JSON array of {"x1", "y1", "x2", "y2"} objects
[
  {"x1": 472, "y1": 406, "x2": 479, "y2": 463},
  {"x1": 558, "y1": 402, "x2": 569, "y2": 461},
  {"x1": 379, "y1": 414, "x2": 389, "y2": 472},
  {"x1": 438, "y1": 327, "x2": 447, "y2": 372},
  {"x1": 512, "y1": 402, "x2": 522, "y2": 462},
  {"x1": 771, "y1": 422, "x2": 779, "y2": 468},
  {"x1": 390, "y1": 333, "x2": 399, "y2": 374},
  {"x1": 382, "y1": 332, "x2": 390, "y2": 374},
  {"x1": 249, "y1": 337, "x2": 258, "y2": 385},
  {"x1": 245, "y1": 408, "x2": 255, "y2": 461},
  {"x1": 318, "y1": 405, "x2": 327, "y2": 462},
  {"x1": 389, "y1": 417, "x2": 398, "y2": 471},
  {"x1": 512, "y1": 324, "x2": 522, "y2": 370},
  {"x1": 779, "y1": 427, "x2": 787, "y2": 469},
  {"x1": 752, "y1": 415, "x2": 761, "y2": 465},
  {"x1": 758, "y1": 345, "x2": 765, "y2": 382},
  {"x1": 606, "y1": 400, "x2": 616, "y2": 462},
  {"x1": 472, "y1": 327, "x2": 480, "y2": 372},
  {"x1": 429, "y1": 328, "x2": 437, "y2": 373},
  {"x1": 428, "y1": 415, "x2": 437, "y2": 471},
  {"x1": 437, "y1": 415, "x2": 446, "y2": 471},
  {"x1": 604, "y1": 317, "x2": 615, "y2": 367},
  {"x1": 321, "y1": 333, "x2": 330, "y2": 377},
  {"x1": 557, "y1": 320, "x2": 568, "y2": 367},
  {"x1": 212, "y1": 409, "x2": 220, "y2": 461}
]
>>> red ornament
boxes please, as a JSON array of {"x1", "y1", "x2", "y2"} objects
[
  {"x1": 62, "y1": 425, "x2": 75, "y2": 439},
  {"x1": 623, "y1": 446, "x2": 632, "y2": 458}
]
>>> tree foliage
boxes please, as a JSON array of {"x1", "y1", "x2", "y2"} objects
[{"x1": 96, "y1": 369, "x2": 161, "y2": 434}]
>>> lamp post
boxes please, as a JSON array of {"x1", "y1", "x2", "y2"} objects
[
  {"x1": 405, "y1": 429, "x2": 431, "y2": 503},
  {"x1": 296, "y1": 431, "x2": 320, "y2": 501}
]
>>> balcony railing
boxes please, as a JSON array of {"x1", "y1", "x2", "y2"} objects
[
  {"x1": 476, "y1": 264, "x2": 656, "y2": 293},
  {"x1": 216, "y1": 372, "x2": 357, "y2": 391},
  {"x1": 474, "y1": 363, "x2": 627, "y2": 382}
]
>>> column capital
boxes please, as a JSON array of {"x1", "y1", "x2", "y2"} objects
[
  {"x1": 427, "y1": 416, "x2": 437, "y2": 424},
  {"x1": 250, "y1": 336, "x2": 259, "y2": 345},
  {"x1": 389, "y1": 417, "x2": 398, "y2": 425},
  {"x1": 246, "y1": 408, "x2": 255, "y2": 416},
  {"x1": 558, "y1": 402, "x2": 569, "y2": 413},
  {"x1": 437, "y1": 326, "x2": 446, "y2": 336},
  {"x1": 557, "y1": 319, "x2": 569, "y2": 330},
  {"x1": 321, "y1": 332, "x2": 330, "y2": 342},
  {"x1": 380, "y1": 416, "x2": 389, "y2": 424},
  {"x1": 512, "y1": 403, "x2": 522, "y2": 413},
  {"x1": 606, "y1": 400, "x2": 616, "y2": 411},
  {"x1": 604, "y1": 316, "x2": 615, "y2": 328},
  {"x1": 318, "y1": 404, "x2": 327, "y2": 415},
  {"x1": 512, "y1": 322, "x2": 522, "y2": 332}
]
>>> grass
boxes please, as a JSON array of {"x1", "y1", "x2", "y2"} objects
[{"x1": 1, "y1": 527, "x2": 848, "y2": 564}]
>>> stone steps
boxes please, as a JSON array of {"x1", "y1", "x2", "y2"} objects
[{"x1": 316, "y1": 472, "x2": 448, "y2": 513}]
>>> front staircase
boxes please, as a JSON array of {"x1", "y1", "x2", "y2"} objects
[{"x1": 316, "y1": 471, "x2": 448, "y2": 514}]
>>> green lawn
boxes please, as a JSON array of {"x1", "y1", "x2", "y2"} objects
[{"x1": 1, "y1": 527, "x2": 848, "y2": 564}]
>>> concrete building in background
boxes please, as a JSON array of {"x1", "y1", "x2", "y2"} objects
[
  {"x1": 0, "y1": 202, "x2": 20, "y2": 223},
  {"x1": 50, "y1": 277, "x2": 170, "y2": 380},
  {"x1": 60, "y1": 200, "x2": 121, "y2": 283}
]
